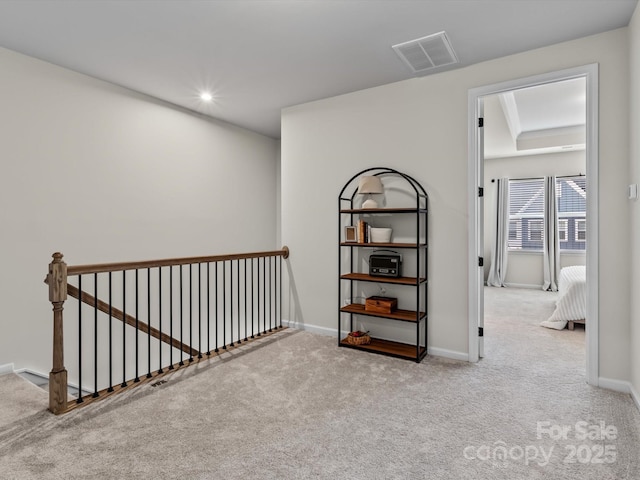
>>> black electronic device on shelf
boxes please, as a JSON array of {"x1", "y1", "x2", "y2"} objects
[{"x1": 369, "y1": 253, "x2": 402, "y2": 278}]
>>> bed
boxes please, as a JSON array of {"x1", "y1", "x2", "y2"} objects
[{"x1": 540, "y1": 265, "x2": 586, "y2": 330}]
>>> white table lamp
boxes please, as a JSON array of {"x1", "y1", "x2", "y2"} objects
[{"x1": 358, "y1": 176, "x2": 384, "y2": 209}]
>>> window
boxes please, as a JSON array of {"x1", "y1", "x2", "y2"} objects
[
  {"x1": 507, "y1": 176, "x2": 586, "y2": 252},
  {"x1": 558, "y1": 219, "x2": 568, "y2": 241},
  {"x1": 508, "y1": 179, "x2": 544, "y2": 251},
  {"x1": 575, "y1": 219, "x2": 586, "y2": 242},
  {"x1": 509, "y1": 219, "x2": 520, "y2": 244},
  {"x1": 556, "y1": 176, "x2": 586, "y2": 250},
  {"x1": 528, "y1": 219, "x2": 543, "y2": 241}
]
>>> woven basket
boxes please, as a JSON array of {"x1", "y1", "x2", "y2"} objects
[{"x1": 345, "y1": 332, "x2": 371, "y2": 345}]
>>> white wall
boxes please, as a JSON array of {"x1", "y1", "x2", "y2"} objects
[
  {"x1": 0, "y1": 47, "x2": 279, "y2": 374},
  {"x1": 483, "y1": 151, "x2": 586, "y2": 287},
  {"x1": 629, "y1": 4, "x2": 640, "y2": 404},
  {"x1": 282, "y1": 28, "x2": 630, "y2": 379}
]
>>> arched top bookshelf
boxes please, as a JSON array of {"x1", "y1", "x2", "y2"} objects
[{"x1": 338, "y1": 167, "x2": 428, "y2": 363}]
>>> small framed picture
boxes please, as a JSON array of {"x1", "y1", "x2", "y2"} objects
[{"x1": 345, "y1": 226, "x2": 357, "y2": 242}]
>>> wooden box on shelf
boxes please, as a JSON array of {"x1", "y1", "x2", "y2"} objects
[{"x1": 365, "y1": 296, "x2": 398, "y2": 314}]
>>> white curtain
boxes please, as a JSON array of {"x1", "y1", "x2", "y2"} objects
[
  {"x1": 487, "y1": 178, "x2": 509, "y2": 287},
  {"x1": 542, "y1": 176, "x2": 560, "y2": 291}
]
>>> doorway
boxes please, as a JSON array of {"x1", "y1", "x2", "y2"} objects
[{"x1": 467, "y1": 64, "x2": 599, "y2": 385}]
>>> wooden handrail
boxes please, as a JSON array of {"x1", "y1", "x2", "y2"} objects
[
  {"x1": 66, "y1": 284, "x2": 199, "y2": 357},
  {"x1": 47, "y1": 246, "x2": 290, "y2": 414},
  {"x1": 67, "y1": 247, "x2": 290, "y2": 276}
]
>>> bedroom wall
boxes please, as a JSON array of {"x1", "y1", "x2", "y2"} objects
[
  {"x1": 483, "y1": 151, "x2": 587, "y2": 288},
  {"x1": 0, "y1": 46, "x2": 279, "y2": 374},
  {"x1": 629, "y1": 3, "x2": 640, "y2": 405},
  {"x1": 281, "y1": 27, "x2": 630, "y2": 382}
]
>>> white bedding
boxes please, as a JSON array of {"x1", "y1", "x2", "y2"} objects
[{"x1": 540, "y1": 266, "x2": 586, "y2": 330}]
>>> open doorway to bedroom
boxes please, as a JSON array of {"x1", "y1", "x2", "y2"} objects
[
  {"x1": 483, "y1": 77, "x2": 587, "y2": 360},
  {"x1": 468, "y1": 65, "x2": 599, "y2": 385}
]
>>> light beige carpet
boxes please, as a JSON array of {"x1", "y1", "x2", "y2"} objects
[
  {"x1": 0, "y1": 287, "x2": 638, "y2": 479},
  {"x1": 0, "y1": 373, "x2": 48, "y2": 429}
]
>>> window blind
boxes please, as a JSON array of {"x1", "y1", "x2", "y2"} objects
[
  {"x1": 508, "y1": 178, "x2": 544, "y2": 251},
  {"x1": 556, "y1": 176, "x2": 586, "y2": 250},
  {"x1": 507, "y1": 176, "x2": 586, "y2": 252}
]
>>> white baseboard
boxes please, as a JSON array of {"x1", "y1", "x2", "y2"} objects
[
  {"x1": 598, "y1": 376, "x2": 631, "y2": 394},
  {"x1": 598, "y1": 378, "x2": 640, "y2": 413},
  {"x1": 16, "y1": 368, "x2": 91, "y2": 397},
  {"x1": 282, "y1": 319, "x2": 346, "y2": 337},
  {"x1": 631, "y1": 383, "x2": 640, "y2": 412},
  {"x1": 15, "y1": 368, "x2": 47, "y2": 380},
  {"x1": 504, "y1": 283, "x2": 543, "y2": 289},
  {"x1": 0, "y1": 363, "x2": 15, "y2": 376},
  {"x1": 427, "y1": 347, "x2": 469, "y2": 362},
  {"x1": 282, "y1": 320, "x2": 469, "y2": 362}
]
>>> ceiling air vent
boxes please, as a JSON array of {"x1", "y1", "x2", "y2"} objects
[{"x1": 392, "y1": 31, "x2": 458, "y2": 74}]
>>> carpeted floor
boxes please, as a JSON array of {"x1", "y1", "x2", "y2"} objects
[
  {"x1": 0, "y1": 287, "x2": 638, "y2": 479},
  {"x1": 0, "y1": 374, "x2": 48, "y2": 429}
]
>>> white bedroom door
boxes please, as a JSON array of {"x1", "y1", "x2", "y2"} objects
[{"x1": 477, "y1": 100, "x2": 485, "y2": 358}]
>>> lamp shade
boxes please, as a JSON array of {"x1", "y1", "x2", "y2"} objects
[{"x1": 358, "y1": 176, "x2": 384, "y2": 194}]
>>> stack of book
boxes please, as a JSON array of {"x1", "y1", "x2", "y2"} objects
[{"x1": 357, "y1": 219, "x2": 371, "y2": 243}]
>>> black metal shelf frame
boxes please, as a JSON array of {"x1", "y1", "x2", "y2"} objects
[{"x1": 338, "y1": 167, "x2": 428, "y2": 363}]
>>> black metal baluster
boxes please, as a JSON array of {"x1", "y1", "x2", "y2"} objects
[
  {"x1": 236, "y1": 260, "x2": 241, "y2": 344},
  {"x1": 122, "y1": 271, "x2": 127, "y2": 388},
  {"x1": 257, "y1": 257, "x2": 261, "y2": 337},
  {"x1": 230, "y1": 260, "x2": 234, "y2": 347},
  {"x1": 251, "y1": 259, "x2": 255, "y2": 339},
  {"x1": 93, "y1": 273, "x2": 99, "y2": 398},
  {"x1": 198, "y1": 263, "x2": 202, "y2": 358},
  {"x1": 147, "y1": 268, "x2": 152, "y2": 378},
  {"x1": 179, "y1": 265, "x2": 184, "y2": 366},
  {"x1": 263, "y1": 257, "x2": 266, "y2": 334},
  {"x1": 214, "y1": 262, "x2": 219, "y2": 353},
  {"x1": 158, "y1": 267, "x2": 163, "y2": 374},
  {"x1": 77, "y1": 275, "x2": 83, "y2": 403},
  {"x1": 169, "y1": 266, "x2": 174, "y2": 370},
  {"x1": 273, "y1": 256, "x2": 276, "y2": 330},
  {"x1": 135, "y1": 269, "x2": 140, "y2": 383},
  {"x1": 244, "y1": 259, "x2": 248, "y2": 341},
  {"x1": 223, "y1": 261, "x2": 227, "y2": 349},
  {"x1": 279, "y1": 254, "x2": 283, "y2": 329},
  {"x1": 189, "y1": 264, "x2": 194, "y2": 362},
  {"x1": 274, "y1": 255, "x2": 279, "y2": 329},
  {"x1": 108, "y1": 272, "x2": 114, "y2": 392},
  {"x1": 269, "y1": 256, "x2": 273, "y2": 332},
  {"x1": 207, "y1": 262, "x2": 211, "y2": 356}
]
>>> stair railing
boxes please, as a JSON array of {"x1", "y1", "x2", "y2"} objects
[{"x1": 45, "y1": 247, "x2": 289, "y2": 414}]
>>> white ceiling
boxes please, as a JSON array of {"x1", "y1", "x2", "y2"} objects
[
  {"x1": 0, "y1": 0, "x2": 636, "y2": 139},
  {"x1": 484, "y1": 78, "x2": 587, "y2": 159}
]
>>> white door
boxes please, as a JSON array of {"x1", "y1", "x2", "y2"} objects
[{"x1": 477, "y1": 99, "x2": 485, "y2": 358}]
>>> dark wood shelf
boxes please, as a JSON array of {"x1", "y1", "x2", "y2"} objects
[
  {"x1": 340, "y1": 208, "x2": 427, "y2": 214},
  {"x1": 340, "y1": 273, "x2": 426, "y2": 285},
  {"x1": 340, "y1": 303, "x2": 425, "y2": 323},
  {"x1": 340, "y1": 337, "x2": 426, "y2": 361},
  {"x1": 340, "y1": 242, "x2": 426, "y2": 249}
]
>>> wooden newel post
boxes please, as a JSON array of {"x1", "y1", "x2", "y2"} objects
[{"x1": 48, "y1": 252, "x2": 68, "y2": 414}]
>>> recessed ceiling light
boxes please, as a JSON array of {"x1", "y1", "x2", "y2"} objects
[{"x1": 200, "y1": 92, "x2": 213, "y2": 102}]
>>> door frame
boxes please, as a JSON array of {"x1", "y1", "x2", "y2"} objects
[{"x1": 467, "y1": 64, "x2": 599, "y2": 386}]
